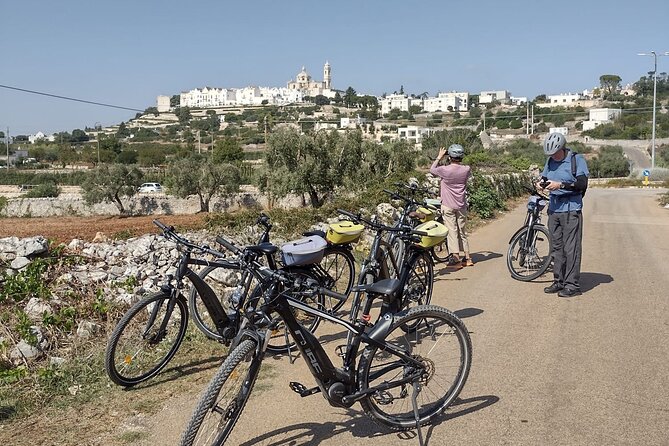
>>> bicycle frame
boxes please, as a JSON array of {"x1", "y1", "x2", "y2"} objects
[{"x1": 252, "y1": 278, "x2": 426, "y2": 409}]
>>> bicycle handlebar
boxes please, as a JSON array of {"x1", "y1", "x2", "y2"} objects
[
  {"x1": 336, "y1": 209, "x2": 428, "y2": 237},
  {"x1": 216, "y1": 236, "x2": 241, "y2": 254},
  {"x1": 153, "y1": 219, "x2": 228, "y2": 258}
]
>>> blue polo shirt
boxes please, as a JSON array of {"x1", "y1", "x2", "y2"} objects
[{"x1": 541, "y1": 149, "x2": 589, "y2": 214}]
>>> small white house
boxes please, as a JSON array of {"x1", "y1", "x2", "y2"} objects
[{"x1": 582, "y1": 108, "x2": 621, "y2": 131}]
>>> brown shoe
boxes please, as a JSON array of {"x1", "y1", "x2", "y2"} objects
[{"x1": 463, "y1": 258, "x2": 474, "y2": 267}]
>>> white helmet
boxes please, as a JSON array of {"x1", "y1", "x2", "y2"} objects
[
  {"x1": 543, "y1": 133, "x2": 566, "y2": 156},
  {"x1": 447, "y1": 144, "x2": 465, "y2": 158}
]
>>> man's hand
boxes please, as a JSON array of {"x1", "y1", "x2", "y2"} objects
[
  {"x1": 544, "y1": 180, "x2": 561, "y2": 191},
  {"x1": 437, "y1": 147, "x2": 447, "y2": 160}
]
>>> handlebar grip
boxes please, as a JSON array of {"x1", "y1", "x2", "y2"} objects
[
  {"x1": 336, "y1": 209, "x2": 358, "y2": 220},
  {"x1": 216, "y1": 236, "x2": 240, "y2": 254},
  {"x1": 411, "y1": 230, "x2": 428, "y2": 236},
  {"x1": 318, "y1": 287, "x2": 347, "y2": 302},
  {"x1": 153, "y1": 219, "x2": 169, "y2": 231}
]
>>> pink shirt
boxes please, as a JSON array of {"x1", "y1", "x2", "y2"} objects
[{"x1": 430, "y1": 160, "x2": 471, "y2": 210}]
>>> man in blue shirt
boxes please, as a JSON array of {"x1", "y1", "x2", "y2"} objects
[{"x1": 539, "y1": 133, "x2": 589, "y2": 297}]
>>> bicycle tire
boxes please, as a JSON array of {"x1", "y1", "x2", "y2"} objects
[
  {"x1": 189, "y1": 265, "x2": 250, "y2": 342},
  {"x1": 105, "y1": 292, "x2": 188, "y2": 387},
  {"x1": 507, "y1": 225, "x2": 551, "y2": 281},
  {"x1": 180, "y1": 339, "x2": 261, "y2": 446},
  {"x1": 358, "y1": 305, "x2": 472, "y2": 430},
  {"x1": 430, "y1": 239, "x2": 451, "y2": 263},
  {"x1": 319, "y1": 246, "x2": 355, "y2": 313},
  {"x1": 399, "y1": 252, "x2": 434, "y2": 329}
]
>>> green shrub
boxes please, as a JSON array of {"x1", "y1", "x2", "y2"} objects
[
  {"x1": 469, "y1": 174, "x2": 504, "y2": 219},
  {"x1": 22, "y1": 183, "x2": 61, "y2": 198}
]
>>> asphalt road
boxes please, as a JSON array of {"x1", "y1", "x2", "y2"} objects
[{"x1": 146, "y1": 187, "x2": 669, "y2": 446}]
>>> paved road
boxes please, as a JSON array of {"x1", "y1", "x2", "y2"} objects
[{"x1": 146, "y1": 187, "x2": 669, "y2": 446}]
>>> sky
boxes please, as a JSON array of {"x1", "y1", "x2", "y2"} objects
[{"x1": 1, "y1": 0, "x2": 669, "y2": 136}]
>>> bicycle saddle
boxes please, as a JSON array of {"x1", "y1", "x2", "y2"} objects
[
  {"x1": 351, "y1": 278, "x2": 401, "y2": 296},
  {"x1": 247, "y1": 242, "x2": 278, "y2": 256},
  {"x1": 302, "y1": 230, "x2": 326, "y2": 239}
]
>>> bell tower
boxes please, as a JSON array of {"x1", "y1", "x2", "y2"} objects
[{"x1": 323, "y1": 61, "x2": 331, "y2": 90}]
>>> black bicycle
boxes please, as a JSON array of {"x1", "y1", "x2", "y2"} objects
[
  {"x1": 506, "y1": 184, "x2": 552, "y2": 281},
  {"x1": 195, "y1": 213, "x2": 357, "y2": 328},
  {"x1": 104, "y1": 220, "x2": 323, "y2": 387},
  {"x1": 179, "y1": 260, "x2": 472, "y2": 446}
]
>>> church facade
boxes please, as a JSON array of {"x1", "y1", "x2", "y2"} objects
[{"x1": 287, "y1": 62, "x2": 335, "y2": 98}]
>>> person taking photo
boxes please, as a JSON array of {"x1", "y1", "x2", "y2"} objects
[{"x1": 538, "y1": 132, "x2": 589, "y2": 298}]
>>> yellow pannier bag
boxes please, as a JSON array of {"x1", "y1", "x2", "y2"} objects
[
  {"x1": 414, "y1": 206, "x2": 435, "y2": 222},
  {"x1": 326, "y1": 221, "x2": 365, "y2": 245},
  {"x1": 414, "y1": 221, "x2": 448, "y2": 248}
]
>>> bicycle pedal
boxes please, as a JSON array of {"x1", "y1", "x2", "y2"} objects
[
  {"x1": 334, "y1": 345, "x2": 347, "y2": 358},
  {"x1": 372, "y1": 390, "x2": 395, "y2": 405},
  {"x1": 289, "y1": 381, "x2": 321, "y2": 397}
]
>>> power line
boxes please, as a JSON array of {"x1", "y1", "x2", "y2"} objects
[{"x1": 0, "y1": 84, "x2": 144, "y2": 112}]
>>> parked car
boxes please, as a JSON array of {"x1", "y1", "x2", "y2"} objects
[{"x1": 138, "y1": 182, "x2": 162, "y2": 193}]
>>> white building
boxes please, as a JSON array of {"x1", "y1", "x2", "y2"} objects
[
  {"x1": 423, "y1": 91, "x2": 469, "y2": 112},
  {"x1": 582, "y1": 108, "x2": 622, "y2": 131},
  {"x1": 340, "y1": 116, "x2": 367, "y2": 129},
  {"x1": 379, "y1": 94, "x2": 424, "y2": 115},
  {"x1": 549, "y1": 127, "x2": 569, "y2": 136},
  {"x1": 287, "y1": 62, "x2": 334, "y2": 98},
  {"x1": 180, "y1": 87, "x2": 237, "y2": 108},
  {"x1": 28, "y1": 132, "x2": 54, "y2": 143},
  {"x1": 510, "y1": 96, "x2": 528, "y2": 105},
  {"x1": 547, "y1": 93, "x2": 582, "y2": 105},
  {"x1": 157, "y1": 95, "x2": 171, "y2": 112},
  {"x1": 397, "y1": 125, "x2": 436, "y2": 147},
  {"x1": 179, "y1": 85, "x2": 303, "y2": 108},
  {"x1": 479, "y1": 90, "x2": 511, "y2": 105}
]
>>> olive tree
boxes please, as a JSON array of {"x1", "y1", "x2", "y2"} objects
[
  {"x1": 258, "y1": 128, "x2": 363, "y2": 207},
  {"x1": 165, "y1": 156, "x2": 241, "y2": 212},
  {"x1": 81, "y1": 164, "x2": 143, "y2": 215}
]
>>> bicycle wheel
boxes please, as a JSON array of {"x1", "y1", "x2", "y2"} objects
[
  {"x1": 358, "y1": 305, "x2": 472, "y2": 430},
  {"x1": 189, "y1": 266, "x2": 250, "y2": 342},
  {"x1": 180, "y1": 338, "x2": 261, "y2": 446},
  {"x1": 105, "y1": 292, "x2": 188, "y2": 387},
  {"x1": 430, "y1": 240, "x2": 451, "y2": 263},
  {"x1": 319, "y1": 246, "x2": 355, "y2": 313},
  {"x1": 400, "y1": 252, "x2": 434, "y2": 327},
  {"x1": 507, "y1": 225, "x2": 551, "y2": 281}
]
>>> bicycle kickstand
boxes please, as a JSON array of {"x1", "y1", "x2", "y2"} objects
[{"x1": 411, "y1": 381, "x2": 425, "y2": 446}]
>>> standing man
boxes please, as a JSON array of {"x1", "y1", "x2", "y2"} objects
[
  {"x1": 540, "y1": 133, "x2": 589, "y2": 297},
  {"x1": 430, "y1": 144, "x2": 474, "y2": 266}
]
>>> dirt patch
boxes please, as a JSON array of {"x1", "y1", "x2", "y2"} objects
[{"x1": 0, "y1": 214, "x2": 209, "y2": 244}]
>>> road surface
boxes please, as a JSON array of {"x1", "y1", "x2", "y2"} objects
[{"x1": 140, "y1": 187, "x2": 669, "y2": 446}]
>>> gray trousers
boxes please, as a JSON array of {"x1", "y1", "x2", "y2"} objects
[{"x1": 548, "y1": 211, "x2": 583, "y2": 290}]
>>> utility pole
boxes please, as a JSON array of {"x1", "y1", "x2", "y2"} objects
[
  {"x1": 526, "y1": 103, "x2": 529, "y2": 134},
  {"x1": 531, "y1": 105, "x2": 534, "y2": 135},
  {"x1": 6, "y1": 127, "x2": 9, "y2": 169},
  {"x1": 197, "y1": 130, "x2": 201, "y2": 154}
]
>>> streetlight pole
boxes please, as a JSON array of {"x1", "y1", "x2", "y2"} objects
[
  {"x1": 94, "y1": 122, "x2": 101, "y2": 164},
  {"x1": 638, "y1": 51, "x2": 669, "y2": 170}
]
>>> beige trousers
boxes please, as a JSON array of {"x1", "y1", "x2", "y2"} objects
[{"x1": 441, "y1": 206, "x2": 469, "y2": 255}]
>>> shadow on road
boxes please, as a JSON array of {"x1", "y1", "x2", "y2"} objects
[
  {"x1": 237, "y1": 394, "x2": 498, "y2": 446},
  {"x1": 125, "y1": 355, "x2": 223, "y2": 391},
  {"x1": 470, "y1": 251, "x2": 503, "y2": 264},
  {"x1": 454, "y1": 307, "x2": 484, "y2": 319},
  {"x1": 580, "y1": 272, "x2": 614, "y2": 293}
]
